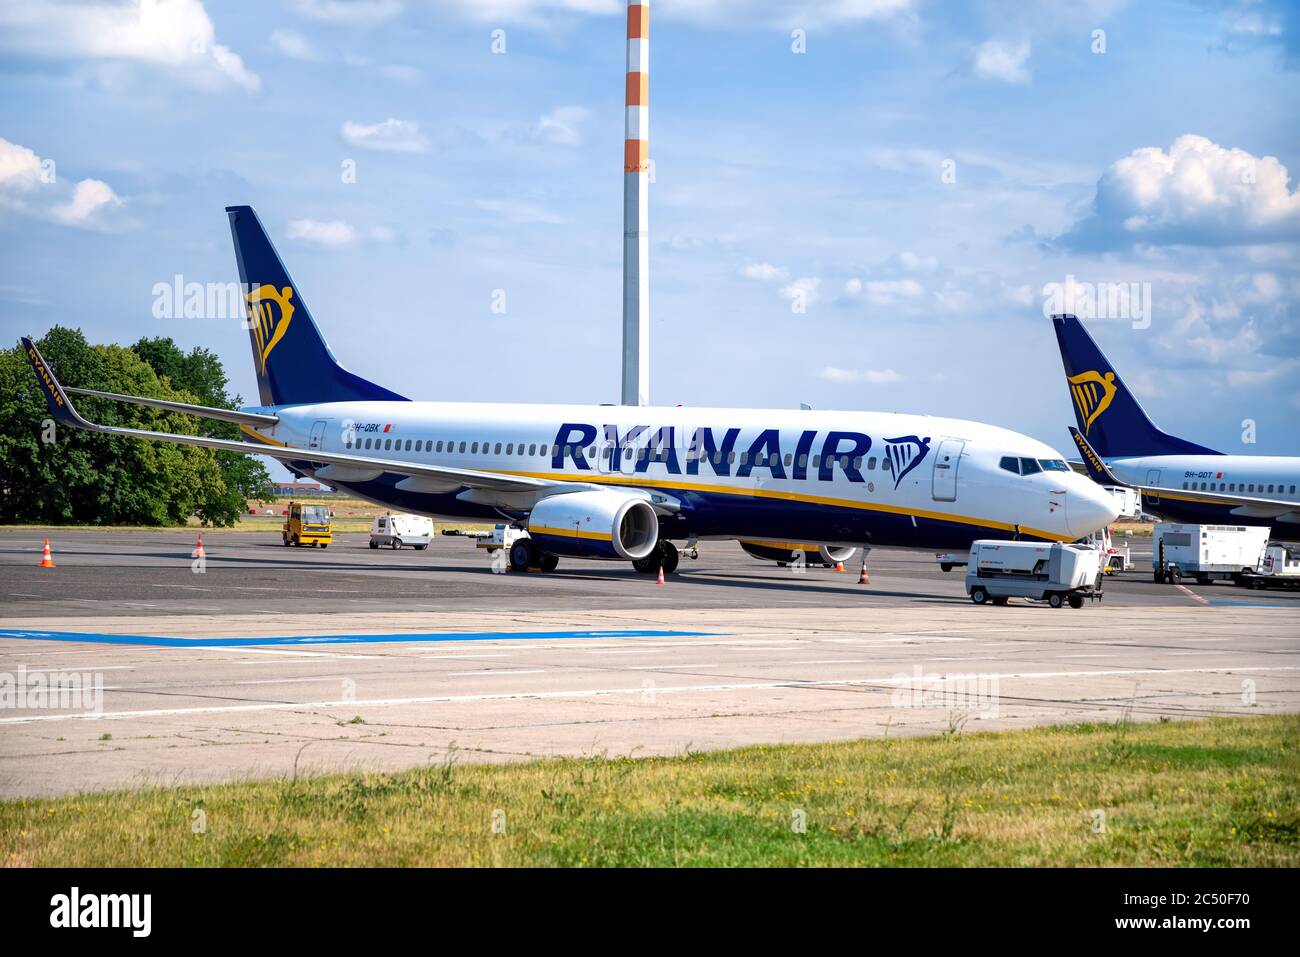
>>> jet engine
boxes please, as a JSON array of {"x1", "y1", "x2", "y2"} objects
[{"x1": 527, "y1": 490, "x2": 659, "y2": 561}]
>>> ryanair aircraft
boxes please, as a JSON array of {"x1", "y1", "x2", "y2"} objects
[
  {"x1": 1053, "y1": 313, "x2": 1300, "y2": 539},
  {"x1": 21, "y1": 206, "x2": 1118, "y2": 575}
]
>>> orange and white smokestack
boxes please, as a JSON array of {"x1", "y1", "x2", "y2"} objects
[{"x1": 621, "y1": 0, "x2": 649, "y2": 406}]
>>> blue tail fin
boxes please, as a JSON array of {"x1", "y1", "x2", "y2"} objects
[
  {"x1": 1050, "y1": 314, "x2": 1217, "y2": 457},
  {"x1": 226, "y1": 205, "x2": 407, "y2": 406}
]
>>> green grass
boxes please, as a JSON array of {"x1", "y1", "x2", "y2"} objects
[{"x1": 2, "y1": 715, "x2": 1295, "y2": 867}]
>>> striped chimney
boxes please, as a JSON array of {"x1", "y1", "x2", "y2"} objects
[{"x1": 621, "y1": 0, "x2": 649, "y2": 406}]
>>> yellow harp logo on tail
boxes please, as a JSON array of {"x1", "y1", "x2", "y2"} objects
[
  {"x1": 246, "y1": 284, "x2": 295, "y2": 372},
  {"x1": 1067, "y1": 370, "x2": 1117, "y2": 435}
]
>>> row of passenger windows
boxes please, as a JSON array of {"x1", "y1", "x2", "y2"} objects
[
  {"x1": 999, "y1": 456, "x2": 1071, "y2": 475},
  {"x1": 346, "y1": 436, "x2": 549, "y2": 456},
  {"x1": 342, "y1": 435, "x2": 895, "y2": 472},
  {"x1": 1182, "y1": 480, "x2": 1297, "y2": 495}
]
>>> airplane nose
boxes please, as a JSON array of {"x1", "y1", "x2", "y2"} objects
[{"x1": 1067, "y1": 481, "x2": 1121, "y2": 538}]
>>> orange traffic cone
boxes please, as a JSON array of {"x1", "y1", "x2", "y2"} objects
[
  {"x1": 858, "y1": 560, "x2": 871, "y2": 585},
  {"x1": 834, "y1": 561, "x2": 844, "y2": 573},
  {"x1": 656, "y1": 565, "x2": 665, "y2": 585},
  {"x1": 193, "y1": 534, "x2": 205, "y2": 560},
  {"x1": 38, "y1": 538, "x2": 55, "y2": 569}
]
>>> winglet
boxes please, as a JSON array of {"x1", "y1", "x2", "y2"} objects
[
  {"x1": 1069, "y1": 426, "x2": 1124, "y2": 487},
  {"x1": 20, "y1": 337, "x2": 95, "y2": 431}
]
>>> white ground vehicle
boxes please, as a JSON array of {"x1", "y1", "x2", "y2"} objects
[
  {"x1": 1152, "y1": 524, "x2": 1269, "y2": 585},
  {"x1": 1239, "y1": 543, "x2": 1300, "y2": 590},
  {"x1": 369, "y1": 513, "x2": 433, "y2": 550},
  {"x1": 936, "y1": 551, "x2": 966, "y2": 572},
  {"x1": 1084, "y1": 525, "x2": 1131, "y2": 573},
  {"x1": 475, "y1": 525, "x2": 561, "y2": 572},
  {"x1": 941, "y1": 525, "x2": 1131, "y2": 574},
  {"x1": 965, "y1": 541, "x2": 1105, "y2": 608}
]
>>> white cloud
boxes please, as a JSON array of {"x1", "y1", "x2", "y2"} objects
[
  {"x1": 340, "y1": 118, "x2": 430, "y2": 153},
  {"x1": 1062, "y1": 135, "x2": 1300, "y2": 248},
  {"x1": 0, "y1": 0, "x2": 259, "y2": 92},
  {"x1": 0, "y1": 138, "x2": 46, "y2": 193},
  {"x1": 287, "y1": 218, "x2": 357, "y2": 246},
  {"x1": 0, "y1": 137, "x2": 125, "y2": 230},
  {"x1": 271, "y1": 29, "x2": 321, "y2": 61},
  {"x1": 51, "y1": 179, "x2": 122, "y2": 227},
  {"x1": 973, "y1": 39, "x2": 1031, "y2": 84},
  {"x1": 532, "y1": 106, "x2": 592, "y2": 146},
  {"x1": 289, "y1": 0, "x2": 404, "y2": 22},
  {"x1": 743, "y1": 262, "x2": 788, "y2": 281},
  {"x1": 820, "y1": 366, "x2": 904, "y2": 384}
]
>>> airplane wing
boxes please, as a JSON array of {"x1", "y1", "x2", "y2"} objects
[
  {"x1": 1069, "y1": 426, "x2": 1298, "y2": 519},
  {"x1": 21, "y1": 337, "x2": 565, "y2": 499},
  {"x1": 63, "y1": 386, "x2": 280, "y2": 428}
]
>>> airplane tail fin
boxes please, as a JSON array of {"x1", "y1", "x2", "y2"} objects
[
  {"x1": 226, "y1": 205, "x2": 407, "y2": 406},
  {"x1": 1050, "y1": 314, "x2": 1217, "y2": 457}
]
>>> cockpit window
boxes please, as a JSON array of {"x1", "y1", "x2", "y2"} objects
[
  {"x1": 999, "y1": 456, "x2": 1020, "y2": 474},
  {"x1": 1038, "y1": 459, "x2": 1070, "y2": 472},
  {"x1": 1018, "y1": 457, "x2": 1043, "y2": 475}
]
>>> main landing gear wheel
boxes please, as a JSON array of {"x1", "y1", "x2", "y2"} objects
[
  {"x1": 509, "y1": 538, "x2": 540, "y2": 572},
  {"x1": 658, "y1": 542, "x2": 680, "y2": 575},
  {"x1": 970, "y1": 586, "x2": 988, "y2": 605},
  {"x1": 1048, "y1": 593, "x2": 1065, "y2": 609}
]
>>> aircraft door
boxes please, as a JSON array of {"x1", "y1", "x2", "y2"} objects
[
  {"x1": 931, "y1": 439, "x2": 965, "y2": 502},
  {"x1": 1145, "y1": 468, "x2": 1161, "y2": 504},
  {"x1": 309, "y1": 419, "x2": 328, "y2": 450}
]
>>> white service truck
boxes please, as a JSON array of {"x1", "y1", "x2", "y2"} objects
[
  {"x1": 1239, "y1": 542, "x2": 1300, "y2": 590},
  {"x1": 965, "y1": 540, "x2": 1105, "y2": 609},
  {"x1": 369, "y1": 513, "x2": 433, "y2": 550},
  {"x1": 1152, "y1": 524, "x2": 1269, "y2": 585}
]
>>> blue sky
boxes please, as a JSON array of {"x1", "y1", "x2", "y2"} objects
[{"x1": 2, "y1": 0, "x2": 1298, "y2": 484}]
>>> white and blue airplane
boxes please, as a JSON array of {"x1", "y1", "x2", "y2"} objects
[
  {"x1": 21, "y1": 206, "x2": 1118, "y2": 576},
  {"x1": 1053, "y1": 313, "x2": 1300, "y2": 539}
]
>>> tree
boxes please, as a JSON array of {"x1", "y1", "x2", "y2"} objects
[
  {"x1": 131, "y1": 336, "x2": 271, "y2": 525},
  {"x1": 0, "y1": 327, "x2": 264, "y2": 527}
]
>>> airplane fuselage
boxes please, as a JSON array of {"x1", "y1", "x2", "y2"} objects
[
  {"x1": 1103, "y1": 454, "x2": 1300, "y2": 537},
  {"x1": 243, "y1": 400, "x2": 1119, "y2": 551}
]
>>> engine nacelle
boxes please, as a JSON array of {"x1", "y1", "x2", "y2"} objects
[
  {"x1": 528, "y1": 490, "x2": 659, "y2": 561},
  {"x1": 739, "y1": 540, "x2": 858, "y2": 568}
]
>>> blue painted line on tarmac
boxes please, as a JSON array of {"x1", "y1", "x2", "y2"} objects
[{"x1": 0, "y1": 628, "x2": 719, "y2": 648}]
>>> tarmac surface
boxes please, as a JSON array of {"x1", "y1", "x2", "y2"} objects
[{"x1": 1, "y1": 529, "x2": 1297, "y2": 798}]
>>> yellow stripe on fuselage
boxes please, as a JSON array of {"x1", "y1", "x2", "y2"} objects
[
  {"x1": 530, "y1": 525, "x2": 614, "y2": 542},
  {"x1": 486, "y1": 469, "x2": 1071, "y2": 542},
  {"x1": 239, "y1": 425, "x2": 290, "y2": 448}
]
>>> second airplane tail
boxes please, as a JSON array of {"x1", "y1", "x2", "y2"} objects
[
  {"x1": 1051, "y1": 313, "x2": 1218, "y2": 458},
  {"x1": 226, "y1": 205, "x2": 408, "y2": 407}
]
